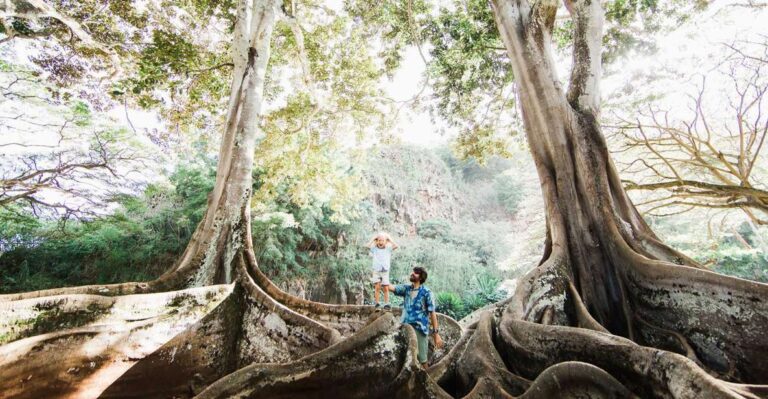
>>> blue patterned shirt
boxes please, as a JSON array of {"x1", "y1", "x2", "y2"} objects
[{"x1": 393, "y1": 284, "x2": 435, "y2": 335}]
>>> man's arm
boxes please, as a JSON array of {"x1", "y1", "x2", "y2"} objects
[
  {"x1": 384, "y1": 284, "x2": 405, "y2": 296},
  {"x1": 429, "y1": 312, "x2": 444, "y2": 348},
  {"x1": 424, "y1": 291, "x2": 443, "y2": 348}
]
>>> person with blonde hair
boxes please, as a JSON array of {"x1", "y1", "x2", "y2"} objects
[{"x1": 365, "y1": 232, "x2": 398, "y2": 308}]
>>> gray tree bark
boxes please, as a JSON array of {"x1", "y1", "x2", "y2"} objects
[{"x1": 1, "y1": 0, "x2": 767, "y2": 398}]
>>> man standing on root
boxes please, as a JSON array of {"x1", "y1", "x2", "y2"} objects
[{"x1": 384, "y1": 266, "x2": 444, "y2": 368}]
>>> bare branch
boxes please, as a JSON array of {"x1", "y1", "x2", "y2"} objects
[
  {"x1": 1, "y1": 126, "x2": 150, "y2": 218},
  {"x1": 611, "y1": 38, "x2": 768, "y2": 223}
]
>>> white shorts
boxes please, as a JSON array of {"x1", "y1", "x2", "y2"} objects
[{"x1": 370, "y1": 270, "x2": 390, "y2": 286}]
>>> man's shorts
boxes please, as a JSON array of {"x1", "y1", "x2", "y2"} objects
[
  {"x1": 414, "y1": 329, "x2": 429, "y2": 364},
  {"x1": 370, "y1": 269, "x2": 390, "y2": 286}
]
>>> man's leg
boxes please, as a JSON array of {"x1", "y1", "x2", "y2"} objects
[{"x1": 415, "y1": 329, "x2": 429, "y2": 367}]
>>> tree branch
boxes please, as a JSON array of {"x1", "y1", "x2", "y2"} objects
[
  {"x1": 2, "y1": 0, "x2": 123, "y2": 80},
  {"x1": 624, "y1": 179, "x2": 768, "y2": 199}
]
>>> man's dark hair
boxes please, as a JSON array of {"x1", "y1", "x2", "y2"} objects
[{"x1": 413, "y1": 266, "x2": 427, "y2": 283}]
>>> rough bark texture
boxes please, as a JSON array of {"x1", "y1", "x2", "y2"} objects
[{"x1": 1, "y1": 0, "x2": 768, "y2": 398}]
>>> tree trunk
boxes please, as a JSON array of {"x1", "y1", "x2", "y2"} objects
[
  {"x1": 191, "y1": 0, "x2": 768, "y2": 397},
  {"x1": 425, "y1": 0, "x2": 768, "y2": 395},
  {"x1": 0, "y1": 0, "x2": 393, "y2": 397},
  {"x1": 0, "y1": 0, "x2": 277, "y2": 301},
  {"x1": 1, "y1": 0, "x2": 767, "y2": 397}
]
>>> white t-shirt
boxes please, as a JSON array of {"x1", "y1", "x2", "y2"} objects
[{"x1": 370, "y1": 244, "x2": 393, "y2": 272}]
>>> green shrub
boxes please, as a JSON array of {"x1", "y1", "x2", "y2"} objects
[
  {"x1": 709, "y1": 248, "x2": 768, "y2": 282},
  {"x1": 433, "y1": 272, "x2": 507, "y2": 321},
  {"x1": 436, "y1": 292, "x2": 465, "y2": 320},
  {"x1": 447, "y1": 221, "x2": 508, "y2": 267},
  {"x1": 494, "y1": 174, "x2": 523, "y2": 214},
  {"x1": 416, "y1": 219, "x2": 451, "y2": 239}
]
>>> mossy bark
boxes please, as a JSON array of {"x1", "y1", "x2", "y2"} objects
[{"x1": 0, "y1": 0, "x2": 767, "y2": 398}]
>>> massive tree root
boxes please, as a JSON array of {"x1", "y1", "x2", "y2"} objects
[
  {"x1": 195, "y1": 313, "x2": 447, "y2": 399},
  {"x1": 0, "y1": 250, "x2": 462, "y2": 398},
  {"x1": 0, "y1": 286, "x2": 232, "y2": 398},
  {"x1": 2, "y1": 0, "x2": 768, "y2": 397},
  {"x1": 0, "y1": 255, "x2": 391, "y2": 398}
]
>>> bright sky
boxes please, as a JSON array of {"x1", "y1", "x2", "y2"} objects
[
  {"x1": 603, "y1": 1, "x2": 768, "y2": 107},
  {"x1": 380, "y1": 46, "x2": 454, "y2": 147}
]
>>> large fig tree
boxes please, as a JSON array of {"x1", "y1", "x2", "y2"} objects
[
  {"x1": 0, "y1": 0, "x2": 390, "y2": 397},
  {"x1": 1, "y1": 0, "x2": 767, "y2": 398}
]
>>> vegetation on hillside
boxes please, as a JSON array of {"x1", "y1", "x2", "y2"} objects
[{"x1": 0, "y1": 145, "x2": 520, "y2": 317}]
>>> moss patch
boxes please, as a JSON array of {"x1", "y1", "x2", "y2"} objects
[{"x1": 0, "y1": 302, "x2": 113, "y2": 345}]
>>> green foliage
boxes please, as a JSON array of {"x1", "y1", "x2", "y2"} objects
[
  {"x1": 435, "y1": 273, "x2": 507, "y2": 321},
  {"x1": 450, "y1": 222, "x2": 508, "y2": 267},
  {"x1": 423, "y1": 0, "x2": 513, "y2": 126},
  {"x1": 416, "y1": 219, "x2": 451, "y2": 239},
  {"x1": 354, "y1": 145, "x2": 518, "y2": 304},
  {"x1": 249, "y1": 205, "x2": 374, "y2": 300},
  {"x1": 255, "y1": 93, "x2": 368, "y2": 222},
  {"x1": 71, "y1": 101, "x2": 92, "y2": 126},
  {"x1": 470, "y1": 272, "x2": 506, "y2": 302},
  {"x1": 254, "y1": 14, "x2": 391, "y2": 222},
  {"x1": 343, "y1": 0, "x2": 431, "y2": 75},
  {"x1": 0, "y1": 163, "x2": 215, "y2": 293},
  {"x1": 119, "y1": 27, "x2": 231, "y2": 128},
  {"x1": 392, "y1": 221, "x2": 505, "y2": 294},
  {"x1": 435, "y1": 292, "x2": 464, "y2": 320},
  {"x1": 602, "y1": 0, "x2": 707, "y2": 61},
  {"x1": 393, "y1": 238, "x2": 477, "y2": 292},
  {"x1": 349, "y1": 0, "x2": 711, "y2": 163},
  {"x1": 0, "y1": 143, "x2": 519, "y2": 310},
  {"x1": 494, "y1": 174, "x2": 523, "y2": 214},
  {"x1": 250, "y1": 181, "x2": 369, "y2": 287},
  {"x1": 0, "y1": 207, "x2": 42, "y2": 253},
  {"x1": 437, "y1": 148, "x2": 512, "y2": 181},
  {"x1": 250, "y1": 144, "x2": 517, "y2": 303},
  {"x1": 709, "y1": 248, "x2": 768, "y2": 283},
  {"x1": 697, "y1": 223, "x2": 768, "y2": 283},
  {"x1": 452, "y1": 125, "x2": 514, "y2": 163},
  {"x1": 649, "y1": 218, "x2": 768, "y2": 284},
  {"x1": 325, "y1": 246, "x2": 370, "y2": 293}
]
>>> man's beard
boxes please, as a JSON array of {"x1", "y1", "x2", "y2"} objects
[{"x1": 409, "y1": 275, "x2": 419, "y2": 283}]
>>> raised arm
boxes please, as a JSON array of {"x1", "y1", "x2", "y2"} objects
[{"x1": 384, "y1": 284, "x2": 404, "y2": 294}]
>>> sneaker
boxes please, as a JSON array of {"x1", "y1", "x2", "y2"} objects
[
  {"x1": 383, "y1": 303, "x2": 391, "y2": 310},
  {"x1": 374, "y1": 302, "x2": 381, "y2": 308}
]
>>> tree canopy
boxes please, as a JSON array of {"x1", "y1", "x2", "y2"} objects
[{"x1": 1, "y1": 0, "x2": 767, "y2": 398}]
